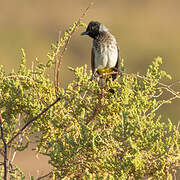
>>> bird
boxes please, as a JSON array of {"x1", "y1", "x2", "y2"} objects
[{"x1": 81, "y1": 21, "x2": 120, "y2": 82}]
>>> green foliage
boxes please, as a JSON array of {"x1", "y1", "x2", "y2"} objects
[
  {"x1": 37, "y1": 58, "x2": 179, "y2": 179},
  {"x1": 0, "y1": 24, "x2": 179, "y2": 179},
  {"x1": 47, "y1": 21, "x2": 86, "y2": 68},
  {"x1": 0, "y1": 165, "x2": 25, "y2": 180}
]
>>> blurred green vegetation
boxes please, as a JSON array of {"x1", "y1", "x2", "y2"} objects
[{"x1": 0, "y1": 0, "x2": 179, "y2": 177}]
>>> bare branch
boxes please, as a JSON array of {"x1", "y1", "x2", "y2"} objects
[
  {"x1": 7, "y1": 97, "x2": 61, "y2": 146},
  {"x1": 168, "y1": 80, "x2": 180, "y2": 87},
  {"x1": 177, "y1": 121, "x2": 180, "y2": 131},
  {"x1": 54, "y1": 31, "x2": 62, "y2": 93},
  {"x1": 147, "y1": 96, "x2": 177, "y2": 117},
  {"x1": 56, "y1": 1, "x2": 94, "y2": 88},
  {"x1": 36, "y1": 171, "x2": 53, "y2": 180}
]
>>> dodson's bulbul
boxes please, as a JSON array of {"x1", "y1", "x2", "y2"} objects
[{"x1": 81, "y1": 21, "x2": 120, "y2": 82}]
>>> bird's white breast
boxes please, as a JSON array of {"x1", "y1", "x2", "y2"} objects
[{"x1": 93, "y1": 43, "x2": 118, "y2": 70}]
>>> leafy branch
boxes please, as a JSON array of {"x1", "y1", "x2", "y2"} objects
[{"x1": 53, "y1": 1, "x2": 93, "y2": 93}]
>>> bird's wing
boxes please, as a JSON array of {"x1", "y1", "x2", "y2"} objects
[
  {"x1": 91, "y1": 47, "x2": 95, "y2": 73},
  {"x1": 115, "y1": 45, "x2": 120, "y2": 69}
]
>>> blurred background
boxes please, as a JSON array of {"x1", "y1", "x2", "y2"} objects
[{"x1": 0, "y1": 0, "x2": 179, "y2": 178}]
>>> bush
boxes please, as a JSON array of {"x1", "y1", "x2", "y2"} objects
[{"x1": 0, "y1": 20, "x2": 179, "y2": 180}]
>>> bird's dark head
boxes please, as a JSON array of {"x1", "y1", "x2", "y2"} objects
[{"x1": 81, "y1": 21, "x2": 109, "y2": 39}]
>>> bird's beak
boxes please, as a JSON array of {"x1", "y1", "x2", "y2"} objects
[{"x1": 81, "y1": 31, "x2": 89, "y2": 36}]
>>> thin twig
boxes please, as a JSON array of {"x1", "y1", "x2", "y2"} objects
[
  {"x1": 56, "y1": 1, "x2": 94, "y2": 88},
  {"x1": 146, "y1": 96, "x2": 177, "y2": 117},
  {"x1": 168, "y1": 80, "x2": 180, "y2": 87},
  {"x1": 36, "y1": 171, "x2": 53, "y2": 180},
  {"x1": 54, "y1": 31, "x2": 62, "y2": 93},
  {"x1": 177, "y1": 121, "x2": 180, "y2": 131},
  {"x1": 97, "y1": 71, "x2": 180, "y2": 98},
  {"x1": 7, "y1": 97, "x2": 61, "y2": 146},
  {"x1": 0, "y1": 113, "x2": 7, "y2": 180},
  {"x1": 151, "y1": 91, "x2": 163, "y2": 98},
  {"x1": 134, "y1": 73, "x2": 180, "y2": 98}
]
